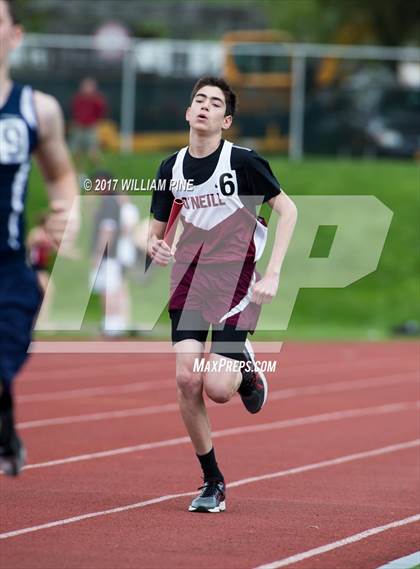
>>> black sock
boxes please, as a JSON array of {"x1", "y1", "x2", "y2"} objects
[{"x1": 196, "y1": 447, "x2": 224, "y2": 482}]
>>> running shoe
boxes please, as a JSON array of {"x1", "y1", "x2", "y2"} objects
[
  {"x1": 238, "y1": 339, "x2": 268, "y2": 414},
  {"x1": 0, "y1": 390, "x2": 26, "y2": 477},
  {"x1": 188, "y1": 479, "x2": 226, "y2": 513}
]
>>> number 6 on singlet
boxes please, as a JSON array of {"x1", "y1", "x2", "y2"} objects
[{"x1": 219, "y1": 172, "x2": 236, "y2": 196}]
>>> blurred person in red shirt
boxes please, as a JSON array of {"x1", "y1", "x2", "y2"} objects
[{"x1": 70, "y1": 77, "x2": 107, "y2": 176}]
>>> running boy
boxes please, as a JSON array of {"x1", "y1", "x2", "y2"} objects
[{"x1": 149, "y1": 76, "x2": 297, "y2": 512}]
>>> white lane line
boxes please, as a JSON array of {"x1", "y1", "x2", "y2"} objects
[
  {"x1": 0, "y1": 492, "x2": 196, "y2": 540},
  {"x1": 375, "y1": 551, "x2": 420, "y2": 569},
  {"x1": 17, "y1": 380, "x2": 174, "y2": 403},
  {"x1": 17, "y1": 367, "x2": 419, "y2": 405},
  {"x1": 269, "y1": 373, "x2": 418, "y2": 401},
  {"x1": 17, "y1": 373, "x2": 419, "y2": 430},
  {"x1": 254, "y1": 515, "x2": 420, "y2": 569},
  {"x1": 0, "y1": 439, "x2": 418, "y2": 541},
  {"x1": 278, "y1": 358, "x2": 418, "y2": 379},
  {"x1": 229, "y1": 440, "x2": 420, "y2": 489},
  {"x1": 30, "y1": 341, "x2": 283, "y2": 354},
  {"x1": 19, "y1": 401, "x2": 420, "y2": 471},
  {"x1": 20, "y1": 361, "x2": 166, "y2": 382},
  {"x1": 18, "y1": 403, "x2": 180, "y2": 429}
]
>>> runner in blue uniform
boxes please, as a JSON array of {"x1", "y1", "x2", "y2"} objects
[{"x1": 0, "y1": 0, "x2": 79, "y2": 476}]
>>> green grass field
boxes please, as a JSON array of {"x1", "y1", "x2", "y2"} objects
[{"x1": 27, "y1": 153, "x2": 419, "y2": 340}]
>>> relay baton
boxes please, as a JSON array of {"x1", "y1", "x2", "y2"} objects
[
  {"x1": 146, "y1": 198, "x2": 183, "y2": 270},
  {"x1": 163, "y1": 198, "x2": 183, "y2": 248}
]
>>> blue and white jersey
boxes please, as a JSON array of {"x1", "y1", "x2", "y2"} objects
[{"x1": 0, "y1": 83, "x2": 38, "y2": 263}]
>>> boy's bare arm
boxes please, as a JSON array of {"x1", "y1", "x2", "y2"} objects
[
  {"x1": 34, "y1": 91, "x2": 79, "y2": 250},
  {"x1": 251, "y1": 192, "x2": 298, "y2": 305}
]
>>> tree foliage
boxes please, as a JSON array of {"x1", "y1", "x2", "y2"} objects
[{"x1": 262, "y1": 0, "x2": 420, "y2": 46}]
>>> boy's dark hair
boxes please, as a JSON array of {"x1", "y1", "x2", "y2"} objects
[
  {"x1": 4, "y1": 0, "x2": 20, "y2": 24},
  {"x1": 191, "y1": 76, "x2": 237, "y2": 117}
]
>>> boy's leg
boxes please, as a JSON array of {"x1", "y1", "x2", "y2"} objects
[
  {"x1": 204, "y1": 324, "x2": 248, "y2": 404},
  {"x1": 171, "y1": 307, "x2": 226, "y2": 512},
  {"x1": 205, "y1": 325, "x2": 268, "y2": 414},
  {"x1": 0, "y1": 264, "x2": 42, "y2": 476},
  {"x1": 203, "y1": 353, "x2": 242, "y2": 404},
  {"x1": 175, "y1": 340, "x2": 226, "y2": 513},
  {"x1": 0, "y1": 379, "x2": 25, "y2": 477},
  {"x1": 174, "y1": 339, "x2": 211, "y2": 456}
]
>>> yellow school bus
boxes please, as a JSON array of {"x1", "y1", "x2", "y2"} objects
[
  {"x1": 222, "y1": 30, "x2": 292, "y2": 89},
  {"x1": 222, "y1": 30, "x2": 292, "y2": 151}
]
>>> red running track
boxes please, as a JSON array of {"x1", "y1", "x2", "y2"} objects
[{"x1": 0, "y1": 341, "x2": 419, "y2": 569}]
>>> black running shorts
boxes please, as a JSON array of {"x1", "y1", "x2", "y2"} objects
[{"x1": 170, "y1": 309, "x2": 249, "y2": 361}]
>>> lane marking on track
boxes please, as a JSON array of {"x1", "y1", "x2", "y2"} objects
[
  {"x1": 16, "y1": 367, "x2": 419, "y2": 404},
  {"x1": 30, "y1": 341, "x2": 283, "y2": 354},
  {"x1": 0, "y1": 439, "x2": 418, "y2": 540},
  {"x1": 18, "y1": 403, "x2": 181, "y2": 429},
  {"x1": 21, "y1": 360, "x2": 253, "y2": 382},
  {"x1": 254, "y1": 515, "x2": 420, "y2": 569},
  {"x1": 20, "y1": 361, "x2": 171, "y2": 382},
  {"x1": 17, "y1": 373, "x2": 419, "y2": 430},
  {"x1": 16, "y1": 401, "x2": 420, "y2": 472},
  {"x1": 17, "y1": 380, "x2": 174, "y2": 403}
]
